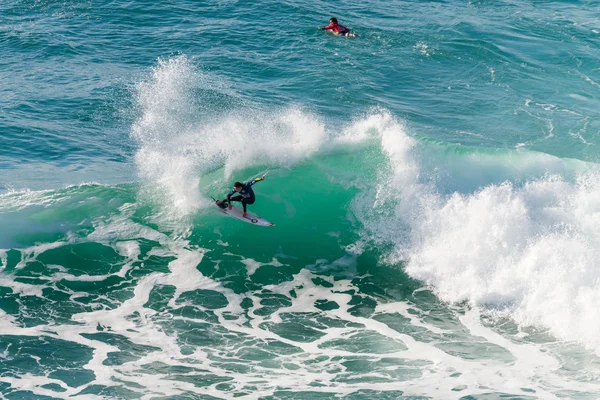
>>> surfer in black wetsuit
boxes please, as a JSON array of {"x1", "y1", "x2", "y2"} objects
[{"x1": 217, "y1": 175, "x2": 266, "y2": 217}]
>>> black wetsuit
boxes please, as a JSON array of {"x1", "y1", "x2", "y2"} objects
[{"x1": 224, "y1": 178, "x2": 263, "y2": 212}]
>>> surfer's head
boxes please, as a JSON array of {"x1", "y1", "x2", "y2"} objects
[
  {"x1": 330, "y1": 18, "x2": 338, "y2": 24},
  {"x1": 233, "y1": 182, "x2": 243, "y2": 192}
]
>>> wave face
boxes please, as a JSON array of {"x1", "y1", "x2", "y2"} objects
[{"x1": 2, "y1": 0, "x2": 600, "y2": 398}]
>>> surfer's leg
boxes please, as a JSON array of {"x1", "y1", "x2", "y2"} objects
[
  {"x1": 229, "y1": 195, "x2": 243, "y2": 204},
  {"x1": 225, "y1": 195, "x2": 243, "y2": 211},
  {"x1": 241, "y1": 198, "x2": 255, "y2": 213}
]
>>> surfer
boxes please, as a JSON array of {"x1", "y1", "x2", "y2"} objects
[
  {"x1": 321, "y1": 18, "x2": 356, "y2": 37},
  {"x1": 217, "y1": 175, "x2": 266, "y2": 217}
]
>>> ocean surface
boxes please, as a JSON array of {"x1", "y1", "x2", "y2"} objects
[{"x1": 2, "y1": 0, "x2": 600, "y2": 398}]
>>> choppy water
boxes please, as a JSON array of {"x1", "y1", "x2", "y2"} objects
[{"x1": 2, "y1": 1, "x2": 600, "y2": 399}]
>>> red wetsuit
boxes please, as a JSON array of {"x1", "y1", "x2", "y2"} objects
[{"x1": 322, "y1": 23, "x2": 350, "y2": 34}]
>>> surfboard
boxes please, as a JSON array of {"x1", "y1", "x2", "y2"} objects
[{"x1": 215, "y1": 202, "x2": 275, "y2": 227}]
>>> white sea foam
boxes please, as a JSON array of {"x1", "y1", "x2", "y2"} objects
[
  {"x1": 404, "y1": 173, "x2": 600, "y2": 352},
  {"x1": 350, "y1": 111, "x2": 600, "y2": 354}
]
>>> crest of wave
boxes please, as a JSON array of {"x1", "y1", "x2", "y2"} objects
[{"x1": 131, "y1": 56, "x2": 325, "y2": 219}]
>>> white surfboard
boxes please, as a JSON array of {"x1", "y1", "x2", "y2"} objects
[{"x1": 215, "y1": 202, "x2": 274, "y2": 227}]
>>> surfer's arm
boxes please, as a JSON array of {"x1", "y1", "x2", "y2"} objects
[
  {"x1": 321, "y1": 24, "x2": 334, "y2": 31},
  {"x1": 225, "y1": 189, "x2": 235, "y2": 202},
  {"x1": 246, "y1": 176, "x2": 265, "y2": 187}
]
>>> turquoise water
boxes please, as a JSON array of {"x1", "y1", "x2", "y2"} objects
[{"x1": 2, "y1": 0, "x2": 600, "y2": 398}]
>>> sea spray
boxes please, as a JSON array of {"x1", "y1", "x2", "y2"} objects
[{"x1": 131, "y1": 56, "x2": 326, "y2": 219}]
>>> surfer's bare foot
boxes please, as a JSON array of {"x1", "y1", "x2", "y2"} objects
[
  {"x1": 228, "y1": 205, "x2": 232, "y2": 210},
  {"x1": 242, "y1": 212, "x2": 247, "y2": 217}
]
